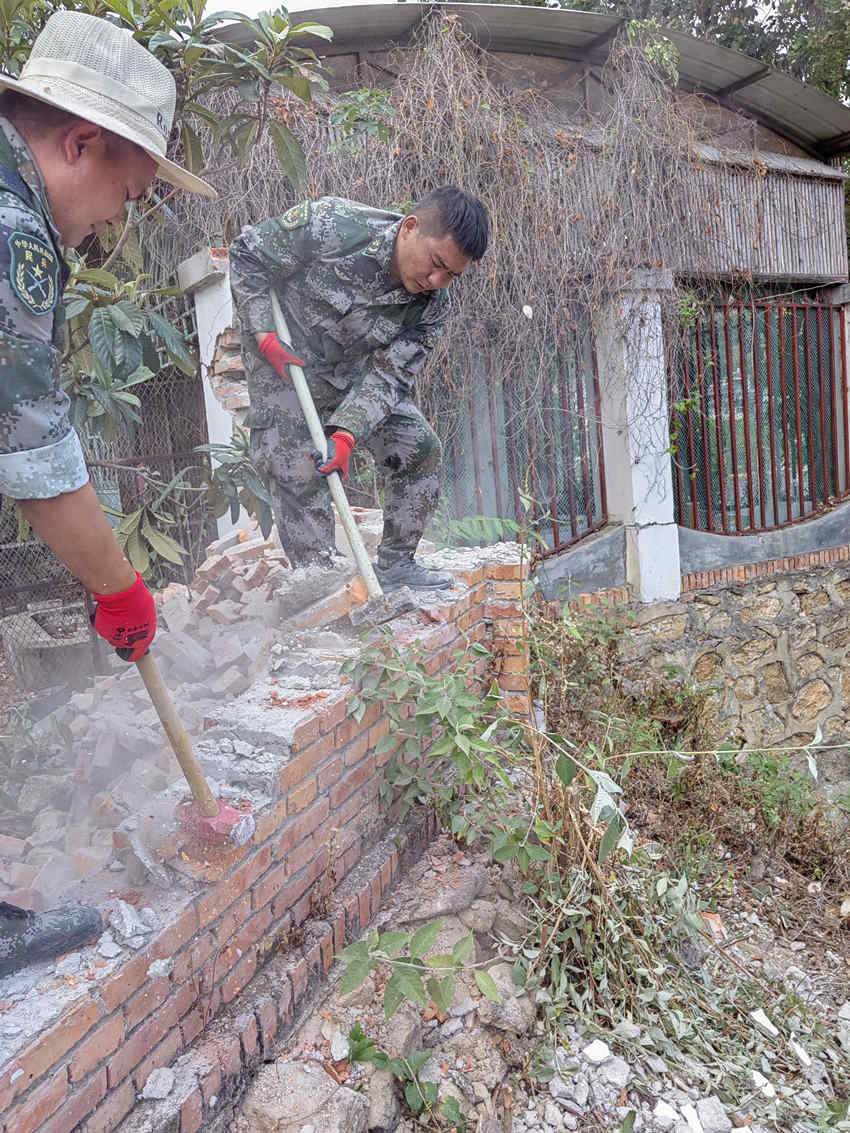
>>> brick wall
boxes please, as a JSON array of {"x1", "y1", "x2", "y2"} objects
[{"x1": 0, "y1": 554, "x2": 528, "y2": 1133}]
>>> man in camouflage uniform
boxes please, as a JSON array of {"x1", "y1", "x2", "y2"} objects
[
  {"x1": 0, "y1": 11, "x2": 213, "y2": 971},
  {"x1": 0, "y1": 10, "x2": 213, "y2": 660},
  {"x1": 229, "y1": 187, "x2": 489, "y2": 590}
]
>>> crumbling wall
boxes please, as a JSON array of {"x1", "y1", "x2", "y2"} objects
[{"x1": 0, "y1": 545, "x2": 529, "y2": 1133}]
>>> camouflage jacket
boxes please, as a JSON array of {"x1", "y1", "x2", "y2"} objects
[
  {"x1": 0, "y1": 116, "x2": 87, "y2": 499},
  {"x1": 229, "y1": 196, "x2": 451, "y2": 439}
]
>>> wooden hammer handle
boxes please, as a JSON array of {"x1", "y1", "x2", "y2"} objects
[{"x1": 136, "y1": 652, "x2": 219, "y2": 818}]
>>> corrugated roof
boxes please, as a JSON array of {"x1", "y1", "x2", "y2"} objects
[{"x1": 273, "y1": 3, "x2": 850, "y2": 159}]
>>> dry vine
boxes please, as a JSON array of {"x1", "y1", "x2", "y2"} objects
[{"x1": 149, "y1": 14, "x2": 835, "y2": 523}]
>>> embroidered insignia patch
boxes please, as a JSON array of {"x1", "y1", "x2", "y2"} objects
[
  {"x1": 281, "y1": 200, "x2": 311, "y2": 230},
  {"x1": 8, "y1": 231, "x2": 58, "y2": 316}
]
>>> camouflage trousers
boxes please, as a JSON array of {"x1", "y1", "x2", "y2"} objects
[{"x1": 246, "y1": 363, "x2": 441, "y2": 567}]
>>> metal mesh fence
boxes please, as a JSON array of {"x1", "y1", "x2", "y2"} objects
[
  {"x1": 671, "y1": 301, "x2": 849, "y2": 534},
  {"x1": 0, "y1": 291, "x2": 213, "y2": 705}
]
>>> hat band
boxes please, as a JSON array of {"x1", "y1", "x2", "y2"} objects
[{"x1": 19, "y1": 57, "x2": 170, "y2": 152}]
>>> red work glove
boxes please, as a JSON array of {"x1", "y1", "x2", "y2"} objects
[
  {"x1": 313, "y1": 431, "x2": 354, "y2": 480},
  {"x1": 257, "y1": 333, "x2": 304, "y2": 380},
  {"x1": 93, "y1": 571, "x2": 156, "y2": 661}
]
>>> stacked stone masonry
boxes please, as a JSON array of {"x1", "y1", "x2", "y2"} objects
[{"x1": 0, "y1": 547, "x2": 529, "y2": 1133}]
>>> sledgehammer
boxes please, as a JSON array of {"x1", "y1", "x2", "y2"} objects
[{"x1": 136, "y1": 653, "x2": 256, "y2": 847}]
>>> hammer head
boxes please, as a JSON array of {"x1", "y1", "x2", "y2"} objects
[{"x1": 177, "y1": 799, "x2": 256, "y2": 846}]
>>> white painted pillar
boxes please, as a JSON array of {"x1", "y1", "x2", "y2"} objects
[
  {"x1": 596, "y1": 270, "x2": 680, "y2": 602},
  {"x1": 177, "y1": 247, "x2": 247, "y2": 539}
]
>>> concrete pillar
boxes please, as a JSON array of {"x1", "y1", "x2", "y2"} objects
[
  {"x1": 596, "y1": 270, "x2": 680, "y2": 602},
  {"x1": 177, "y1": 247, "x2": 244, "y2": 538}
]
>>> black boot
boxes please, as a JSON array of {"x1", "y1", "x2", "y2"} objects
[
  {"x1": 375, "y1": 553, "x2": 453, "y2": 591},
  {"x1": 0, "y1": 902, "x2": 103, "y2": 977}
]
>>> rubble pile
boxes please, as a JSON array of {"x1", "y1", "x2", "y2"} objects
[
  {"x1": 0, "y1": 516, "x2": 389, "y2": 916},
  {"x1": 233, "y1": 836, "x2": 850, "y2": 1133}
]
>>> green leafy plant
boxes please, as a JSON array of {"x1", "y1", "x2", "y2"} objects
[
  {"x1": 347, "y1": 1023, "x2": 467, "y2": 1130},
  {"x1": 329, "y1": 88, "x2": 395, "y2": 153},
  {"x1": 195, "y1": 427, "x2": 275, "y2": 537}
]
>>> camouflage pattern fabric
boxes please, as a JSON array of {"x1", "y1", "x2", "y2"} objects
[
  {"x1": 229, "y1": 196, "x2": 450, "y2": 565},
  {"x1": 0, "y1": 116, "x2": 87, "y2": 499}
]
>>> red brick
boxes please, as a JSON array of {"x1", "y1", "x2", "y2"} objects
[
  {"x1": 239, "y1": 1012, "x2": 259, "y2": 1061},
  {"x1": 333, "y1": 789, "x2": 364, "y2": 829},
  {"x1": 256, "y1": 999, "x2": 278, "y2": 1052},
  {"x1": 195, "y1": 845, "x2": 273, "y2": 929},
  {"x1": 3, "y1": 1067, "x2": 67, "y2": 1133},
  {"x1": 101, "y1": 949, "x2": 152, "y2": 1013},
  {"x1": 333, "y1": 713, "x2": 363, "y2": 748},
  {"x1": 107, "y1": 1007, "x2": 178, "y2": 1087},
  {"x1": 287, "y1": 776, "x2": 318, "y2": 814},
  {"x1": 289, "y1": 956, "x2": 308, "y2": 1002},
  {"x1": 124, "y1": 976, "x2": 171, "y2": 1033},
  {"x1": 7, "y1": 997, "x2": 100, "y2": 1099},
  {"x1": 318, "y1": 696, "x2": 348, "y2": 735},
  {"x1": 81, "y1": 1076, "x2": 135, "y2": 1133},
  {"x1": 291, "y1": 711, "x2": 323, "y2": 753},
  {"x1": 173, "y1": 931, "x2": 215, "y2": 983},
  {"x1": 274, "y1": 796, "x2": 331, "y2": 861},
  {"x1": 318, "y1": 756, "x2": 344, "y2": 790},
  {"x1": 358, "y1": 886, "x2": 371, "y2": 929},
  {"x1": 39, "y1": 1067, "x2": 107, "y2": 1133},
  {"x1": 237, "y1": 906, "x2": 273, "y2": 954},
  {"x1": 484, "y1": 562, "x2": 524, "y2": 580},
  {"x1": 181, "y1": 1087, "x2": 204, "y2": 1133},
  {"x1": 200, "y1": 1056, "x2": 222, "y2": 1105},
  {"x1": 342, "y1": 730, "x2": 370, "y2": 766},
  {"x1": 251, "y1": 797, "x2": 289, "y2": 846},
  {"x1": 252, "y1": 861, "x2": 287, "y2": 911},
  {"x1": 284, "y1": 838, "x2": 316, "y2": 878},
  {"x1": 370, "y1": 873, "x2": 382, "y2": 912},
  {"x1": 149, "y1": 907, "x2": 199, "y2": 963},
  {"x1": 341, "y1": 841, "x2": 361, "y2": 877},
  {"x1": 171, "y1": 980, "x2": 200, "y2": 1022},
  {"x1": 330, "y1": 757, "x2": 376, "y2": 808},
  {"x1": 332, "y1": 911, "x2": 346, "y2": 952},
  {"x1": 181, "y1": 1006, "x2": 206, "y2": 1047},
  {"x1": 133, "y1": 1028, "x2": 182, "y2": 1093},
  {"x1": 278, "y1": 733, "x2": 335, "y2": 793},
  {"x1": 379, "y1": 858, "x2": 392, "y2": 896},
  {"x1": 69, "y1": 1013, "x2": 125, "y2": 1083},
  {"x1": 221, "y1": 950, "x2": 258, "y2": 1004},
  {"x1": 320, "y1": 927, "x2": 334, "y2": 972},
  {"x1": 215, "y1": 894, "x2": 252, "y2": 948}
]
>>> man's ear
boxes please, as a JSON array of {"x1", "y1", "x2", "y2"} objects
[
  {"x1": 59, "y1": 120, "x2": 105, "y2": 166},
  {"x1": 401, "y1": 214, "x2": 420, "y2": 237}
]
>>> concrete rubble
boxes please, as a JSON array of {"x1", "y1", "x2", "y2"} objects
[
  {"x1": 0, "y1": 515, "x2": 526, "y2": 1104},
  {"x1": 227, "y1": 834, "x2": 848, "y2": 1133}
]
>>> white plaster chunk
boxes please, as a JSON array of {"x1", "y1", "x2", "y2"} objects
[
  {"x1": 752, "y1": 1069, "x2": 776, "y2": 1098},
  {"x1": 680, "y1": 1102, "x2": 704, "y2": 1133},
  {"x1": 653, "y1": 1099, "x2": 680, "y2": 1129},
  {"x1": 695, "y1": 1095, "x2": 732, "y2": 1133},
  {"x1": 142, "y1": 1067, "x2": 175, "y2": 1100},
  {"x1": 749, "y1": 1008, "x2": 780, "y2": 1039},
  {"x1": 789, "y1": 1037, "x2": 812, "y2": 1068},
  {"x1": 582, "y1": 1039, "x2": 611, "y2": 1064}
]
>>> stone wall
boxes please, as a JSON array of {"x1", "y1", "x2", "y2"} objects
[
  {"x1": 620, "y1": 545, "x2": 850, "y2": 784},
  {"x1": 0, "y1": 547, "x2": 529, "y2": 1133}
]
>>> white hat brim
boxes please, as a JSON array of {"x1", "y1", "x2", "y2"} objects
[{"x1": 0, "y1": 72, "x2": 217, "y2": 197}]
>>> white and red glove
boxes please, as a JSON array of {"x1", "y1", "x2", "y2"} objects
[{"x1": 93, "y1": 571, "x2": 156, "y2": 661}]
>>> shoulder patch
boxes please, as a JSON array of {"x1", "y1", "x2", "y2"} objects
[
  {"x1": 281, "y1": 200, "x2": 311, "y2": 230},
  {"x1": 8, "y1": 231, "x2": 58, "y2": 316}
]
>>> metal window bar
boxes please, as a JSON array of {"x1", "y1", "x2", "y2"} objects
[
  {"x1": 671, "y1": 301, "x2": 850, "y2": 534},
  {"x1": 438, "y1": 321, "x2": 607, "y2": 553}
]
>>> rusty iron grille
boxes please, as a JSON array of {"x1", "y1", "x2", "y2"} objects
[
  {"x1": 670, "y1": 300, "x2": 850, "y2": 534},
  {"x1": 438, "y1": 324, "x2": 608, "y2": 553}
]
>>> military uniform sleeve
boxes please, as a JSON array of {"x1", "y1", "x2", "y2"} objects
[
  {"x1": 0, "y1": 201, "x2": 87, "y2": 499},
  {"x1": 229, "y1": 198, "x2": 341, "y2": 339},
  {"x1": 328, "y1": 291, "x2": 450, "y2": 440}
]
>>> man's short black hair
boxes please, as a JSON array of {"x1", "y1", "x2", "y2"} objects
[{"x1": 411, "y1": 187, "x2": 489, "y2": 261}]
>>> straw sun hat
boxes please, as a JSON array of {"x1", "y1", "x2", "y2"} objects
[{"x1": 0, "y1": 10, "x2": 216, "y2": 197}]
